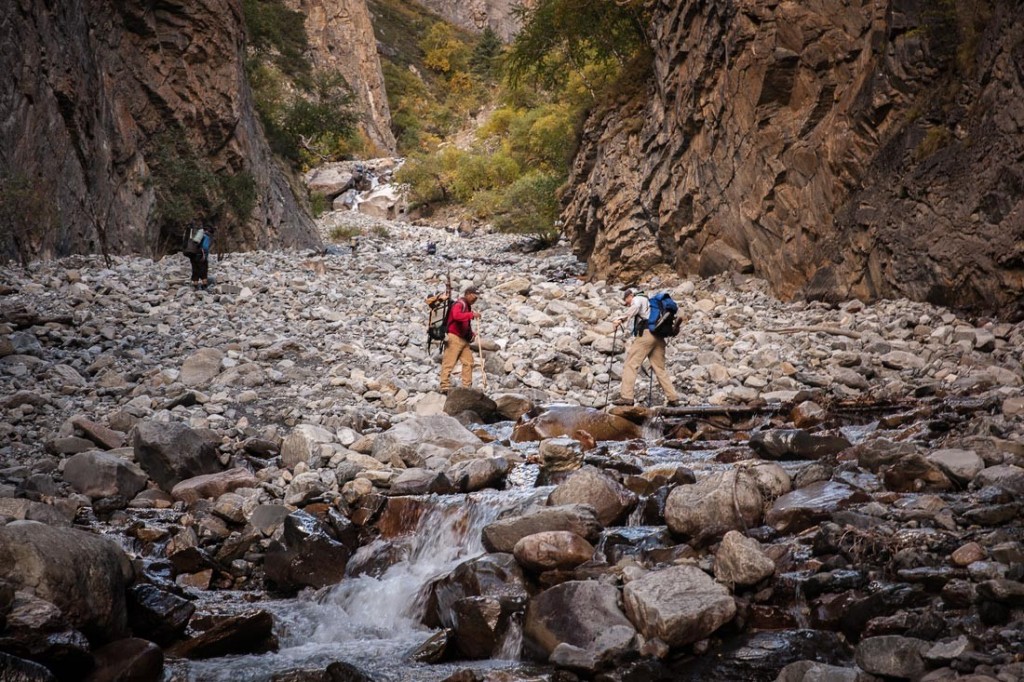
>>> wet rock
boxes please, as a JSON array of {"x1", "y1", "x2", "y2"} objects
[
  {"x1": 538, "y1": 437, "x2": 585, "y2": 479},
  {"x1": 766, "y1": 481, "x2": 869, "y2": 534},
  {"x1": 851, "y1": 439, "x2": 920, "y2": 471},
  {"x1": 714, "y1": 530, "x2": 775, "y2": 587},
  {"x1": 126, "y1": 584, "x2": 195, "y2": 645},
  {"x1": 0, "y1": 522, "x2": 133, "y2": 642},
  {"x1": 976, "y1": 579, "x2": 1024, "y2": 607},
  {"x1": 264, "y1": 511, "x2": 354, "y2": 593},
  {"x1": 409, "y1": 628, "x2": 451, "y2": 663},
  {"x1": 682, "y1": 630, "x2": 854, "y2": 681},
  {"x1": 524, "y1": 581, "x2": 636, "y2": 669},
  {"x1": 444, "y1": 387, "x2": 499, "y2": 423},
  {"x1": 748, "y1": 429, "x2": 850, "y2": 460},
  {"x1": 0, "y1": 652, "x2": 57, "y2": 681},
  {"x1": 447, "y1": 456, "x2": 509, "y2": 493},
  {"x1": 430, "y1": 552, "x2": 528, "y2": 644},
  {"x1": 389, "y1": 468, "x2": 452, "y2": 496},
  {"x1": 170, "y1": 467, "x2": 257, "y2": 503},
  {"x1": 511, "y1": 405, "x2": 641, "y2": 442},
  {"x1": 973, "y1": 464, "x2": 1024, "y2": 495},
  {"x1": 482, "y1": 504, "x2": 602, "y2": 553},
  {"x1": 448, "y1": 596, "x2": 510, "y2": 659},
  {"x1": 513, "y1": 531, "x2": 595, "y2": 572},
  {"x1": 370, "y1": 416, "x2": 482, "y2": 467},
  {"x1": 548, "y1": 466, "x2": 636, "y2": 526},
  {"x1": 85, "y1": 637, "x2": 163, "y2": 682},
  {"x1": 664, "y1": 469, "x2": 764, "y2": 546},
  {"x1": 623, "y1": 565, "x2": 735, "y2": 647},
  {"x1": 63, "y1": 450, "x2": 147, "y2": 500},
  {"x1": 776, "y1": 660, "x2": 864, "y2": 682},
  {"x1": 926, "y1": 449, "x2": 985, "y2": 486},
  {"x1": 791, "y1": 401, "x2": 826, "y2": 428},
  {"x1": 133, "y1": 421, "x2": 223, "y2": 492},
  {"x1": 170, "y1": 609, "x2": 276, "y2": 659},
  {"x1": 951, "y1": 542, "x2": 986, "y2": 566},
  {"x1": 855, "y1": 635, "x2": 928, "y2": 679},
  {"x1": 922, "y1": 635, "x2": 972, "y2": 665},
  {"x1": 883, "y1": 453, "x2": 953, "y2": 492}
]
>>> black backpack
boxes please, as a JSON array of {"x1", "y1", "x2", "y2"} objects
[{"x1": 426, "y1": 293, "x2": 453, "y2": 353}]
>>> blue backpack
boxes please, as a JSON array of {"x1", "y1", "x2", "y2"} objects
[{"x1": 648, "y1": 292, "x2": 681, "y2": 338}]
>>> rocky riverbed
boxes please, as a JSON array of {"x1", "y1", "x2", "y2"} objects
[{"x1": 1, "y1": 210, "x2": 1023, "y2": 681}]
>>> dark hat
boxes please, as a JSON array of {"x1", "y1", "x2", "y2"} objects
[
  {"x1": 623, "y1": 289, "x2": 635, "y2": 301},
  {"x1": 465, "y1": 286, "x2": 481, "y2": 295}
]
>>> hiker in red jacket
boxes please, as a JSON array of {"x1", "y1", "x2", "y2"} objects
[{"x1": 439, "y1": 286, "x2": 481, "y2": 394}]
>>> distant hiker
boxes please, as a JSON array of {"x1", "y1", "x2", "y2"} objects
[
  {"x1": 439, "y1": 286, "x2": 481, "y2": 394},
  {"x1": 612, "y1": 289, "x2": 680, "y2": 406},
  {"x1": 350, "y1": 234, "x2": 359, "y2": 254},
  {"x1": 426, "y1": 241, "x2": 437, "y2": 255},
  {"x1": 183, "y1": 222, "x2": 214, "y2": 290}
]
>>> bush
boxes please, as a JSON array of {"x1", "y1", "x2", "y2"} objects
[
  {"x1": 242, "y1": 0, "x2": 312, "y2": 85},
  {"x1": 310, "y1": 192, "x2": 330, "y2": 218},
  {"x1": 329, "y1": 225, "x2": 361, "y2": 241},
  {"x1": 492, "y1": 171, "x2": 562, "y2": 240}
]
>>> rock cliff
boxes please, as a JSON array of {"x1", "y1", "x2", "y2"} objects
[
  {"x1": 563, "y1": 0, "x2": 1024, "y2": 318},
  {"x1": 287, "y1": 0, "x2": 396, "y2": 154},
  {"x1": 0, "y1": 0, "x2": 319, "y2": 262},
  {"x1": 413, "y1": 0, "x2": 528, "y2": 42}
]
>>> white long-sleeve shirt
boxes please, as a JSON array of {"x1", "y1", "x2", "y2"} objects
[{"x1": 622, "y1": 294, "x2": 650, "y2": 334}]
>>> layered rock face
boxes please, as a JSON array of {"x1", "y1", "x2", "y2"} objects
[
  {"x1": 0, "y1": 0, "x2": 319, "y2": 262},
  {"x1": 563, "y1": 0, "x2": 1024, "y2": 318},
  {"x1": 414, "y1": 0, "x2": 529, "y2": 42},
  {"x1": 287, "y1": 0, "x2": 396, "y2": 153}
]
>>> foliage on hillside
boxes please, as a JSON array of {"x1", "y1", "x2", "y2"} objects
[
  {"x1": 241, "y1": 0, "x2": 362, "y2": 169},
  {"x1": 394, "y1": 0, "x2": 652, "y2": 241}
]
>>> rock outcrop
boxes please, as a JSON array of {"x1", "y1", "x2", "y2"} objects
[
  {"x1": 411, "y1": 0, "x2": 530, "y2": 42},
  {"x1": 287, "y1": 0, "x2": 396, "y2": 154},
  {"x1": 562, "y1": 0, "x2": 1024, "y2": 318},
  {"x1": 0, "y1": 0, "x2": 319, "y2": 263}
]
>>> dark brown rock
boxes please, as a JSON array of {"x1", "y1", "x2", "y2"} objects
[
  {"x1": 133, "y1": 421, "x2": 224, "y2": 492},
  {"x1": 126, "y1": 584, "x2": 195, "y2": 646},
  {"x1": 85, "y1": 638, "x2": 163, "y2": 682},
  {"x1": 169, "y1": 610, "x2": 276, "y2": 659},
  {"x1": 263, "y1": 511, "x2": 354, "y2": 593},
  {"x1": 562, "y1": 0, "x2": 1024, "y2": 318}
]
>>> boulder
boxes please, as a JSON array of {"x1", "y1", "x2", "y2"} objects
[
  {"x1": 170, "y1": 610, "x2": 276, "y2": 659},
  {"x1": 63, "y1": 450, "x2": 147, "y2": 500},
  {"x1": 126, "y1": 584, "x2": 195, "y2": 645},
  {"x1": 280, "y1": 424, "x2": 336, "y2": 469},
  {"x1": 854, "y1": 635, "x2": 928, "y2": 679},
  {"x1": 622, "y1": 565, "x2": 736, "y2": 647},
  {"x1": 133, "y1": 421, "x2": 223, "y2": 492},
  {"x1": 882, "y1": 453, "x2": 952, "y2": 492},
  {"x1": 482, "y1": 504, "x2": 603, "y2": 553},
  {"x1": 776, "y1": 661, "x2": 863, "y2": 682},
  {"x1": 494, "y1": 393, "x2": 534, "y2": 421},
  {"x1": 389, "y1": 468, "x2": 453, "y2": 496},
  {"x1": 513, "y1": 531, "x2": 595, "y2": 572},
  {"x1": 748, "y1": 429, "x2": 850, "y2": 460},
  {"x1": 713, "y1": 530, "x2": 775, "y2": 587},
  {"x1": 0, "y1": 521, "x2": 133, "y2": 642},
  {"x1": 973, "y1": 464, "x2": 1024, "y2": 495},
  {"x1": 444, "y1": 387, "x2": 500, "y2": 422},
  {"x1": 512, "y1": 405, "x2": 641, "y2": 442},
  {"x1": 170, "y1": 467, "x2": 257, "y2": 503},
  {"x1": 370, "y1": 416, "x2": 482, "y2": 468},
  {"x1": 447, "y1": 457, "x2": 510, "y2": 493},
  {"x1": 70, "y1": 417, "x2": 125, "y2": 450},
  {"x1": 180, "y1": 348, "x2": 224, "y2": 387},
  {"x1": 524, "y1": 581, "x2": 636, "y2": 667},
  {"x1": 926, "y1": 448, "x2": 985, "y2": 486},
  {"x1": 548, "y1": 466, "x2": 637, "y2": 526},
  {"x1": 85, "y1": 638, "x2": 163, "y2": 682},
  {"x1": 264, "y1": 511, "x2": 354, "y2": 593},
  {"x1": 538, "y1": 438, "x2": 585, "y2": 478},
  {"x1": 766, "y1": 481, "x2": 869, "y2": 534},
  {"x1": 0, "y1": 652, "x2": 56, "y2": 681},
  {"x1": 664, "y1": 469, "x2": 764, "y2": 546}
]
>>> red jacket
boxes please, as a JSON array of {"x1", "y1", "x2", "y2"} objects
[{"x1": 447, "y1": 298, "x2": 475, "y2": 341}]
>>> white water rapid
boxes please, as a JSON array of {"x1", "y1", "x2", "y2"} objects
[{"x1": 178, "y1": 488, "x2": 547, "y2": 681}]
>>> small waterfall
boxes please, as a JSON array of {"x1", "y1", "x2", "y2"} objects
[{"x1": 183, "y1": 488, "x2": 545, "y2": 681}]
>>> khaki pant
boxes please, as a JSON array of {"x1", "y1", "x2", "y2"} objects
[
  {"x1": 620, "y1": 330, "x2": 679, "y2": 402},
  {"x1": 439, "y1": 333, "x2": 474, "y2": 391}
]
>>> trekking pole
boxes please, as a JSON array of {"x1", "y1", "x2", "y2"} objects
[
  {"x1": 476, "y1": 316, "x2": 489, "y2": 391},
  {"x1": 644, "y1": 360, "x2": 654, "y2": 407},
  {"x1": 605, "y1": 326, "x2": 620, "y2": 405}
]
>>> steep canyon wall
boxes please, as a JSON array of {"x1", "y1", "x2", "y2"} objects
[
  {"x1": 563, "y1": 0, "x2": 1024, "y2": 317},
  {"x1": 413, "y1": 0, "x2": 527, "y2": 41},
  {"x1": 0, "y1": 0, "x2": 319, "y2": 261}
]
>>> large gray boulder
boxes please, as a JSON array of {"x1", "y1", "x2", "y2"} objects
[
  {"x1": 622, "y1": 565, "x2": 736, "y2": 647},
  {"x1": 548, "y1": 466, "x2": 637, "y2": 526},
  {"x1": 854, "y1": 635, "x2": 929, "y2": 679},
  {"x1": 63, "y1": 450, "x2": 147, "y2": 500},
  {"x1": 524, "y1": 581, "x2": 636, "y2": 670},
  {"x1": 713, "y1": 530, "x2": 775, "y2": 587},
  {"x1": 513, "y1": 531, "x2": 595, "y2": 573},
  {"x1": 180, "y1": 348, "x2": 224, "y2": 387},
  {"x1": 0, "y1": 522, "x2": 134, "y2": 643},
  {"x1": 133, "y1": 421, "x2": 223, "y2": 492},
  {"x1": 664, "y1": 469, "x2": 764, "y2": 546},
  {"x1": 482, "y1": 504, "x2": 603, "y2": 553},
  {"x1": 370, "y1": 416, "x2": 482, "y2": 467}
]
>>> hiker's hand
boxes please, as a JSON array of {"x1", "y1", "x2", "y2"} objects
[{"x1": 472, "y1": 312, "x2": 481, "y2": 319}]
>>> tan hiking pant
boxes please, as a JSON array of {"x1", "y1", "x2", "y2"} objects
[
  {"x1": 620, "y1": 330, "x2": 679, "y2": 402},
  {"x1": 439, "y1": 333, "x2": 474, "y2": 391}
]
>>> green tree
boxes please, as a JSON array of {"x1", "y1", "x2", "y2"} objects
[
  {"x1": 421, "y1": 23, "x2": 471, "y2": 75},
  {"x1": 471, "y1": 27, "x2": 504, "y2": 79}
]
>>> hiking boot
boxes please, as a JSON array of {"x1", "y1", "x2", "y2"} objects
[
  {"x1": 610, "y1": 397, "x2": 634, "y2": 406},
  {"x1": 665, "y1": 399, "x2": 681, "y2": 407}
]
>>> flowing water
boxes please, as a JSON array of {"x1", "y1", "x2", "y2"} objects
[{"x1": 176, "y1": 488, "x2": 549, "y2": 681}]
